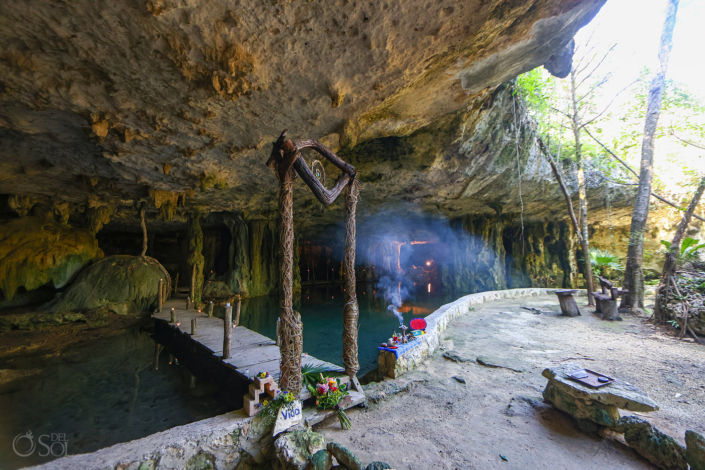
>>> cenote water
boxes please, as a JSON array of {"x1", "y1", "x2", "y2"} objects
[
  {"x1": 239, "y1": 285, "x2": 459, "y2": 375},
  {"x1": 0, "y1": 286, "x2": 458, "y2": 469},
  {"x1": 0, "y1": 327, "x2": 233, "y2": 470}
]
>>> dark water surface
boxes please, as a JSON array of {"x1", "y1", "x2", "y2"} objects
[
  {"x1": 0, "y1": 327, "x2": 232, "y2": 470},
  {"x1": 239, "y1": 285, "x2": 459, "y2": 375}
]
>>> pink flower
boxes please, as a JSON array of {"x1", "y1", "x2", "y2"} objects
[{"x1": 316, "y1": 383, "x2": 329, "y2": 394}]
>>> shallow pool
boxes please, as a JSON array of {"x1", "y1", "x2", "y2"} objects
[
  {"x1": 0, "y1": 327, "x2": 233, "y2": 470},
  {"x1": 239, "y1": 285, "x2": 459, "y2": 375}
]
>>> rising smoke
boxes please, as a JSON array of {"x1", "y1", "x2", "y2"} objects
[{"x1": 376, "y1": 274, "x2": 415, "y2": 326}]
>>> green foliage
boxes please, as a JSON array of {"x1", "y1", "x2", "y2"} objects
[
  {"x1": 301, "y1": 364, "x2": 344, "y2": 390},
  {"x1": 257, "y1": 390, "x2": 296, "y2": 428},
  {"x1": 660, "y1": 237, "x2": 705, "y2": 264},
  {"x1": 589, "y1": 249, "x2": 623, "y2": 277}
]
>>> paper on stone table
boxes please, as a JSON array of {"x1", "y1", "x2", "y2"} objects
[{"x1": 273, "y1": 400, "x2": 303, "y2": 436}]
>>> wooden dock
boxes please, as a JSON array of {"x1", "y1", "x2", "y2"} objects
[{"x1": 153, "y1": 296, "x2": 365, "y2": 425}]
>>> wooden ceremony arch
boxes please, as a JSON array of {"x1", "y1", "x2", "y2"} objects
[{"x1": 266, "y1": 130, "x2": 361, "y2": 393}]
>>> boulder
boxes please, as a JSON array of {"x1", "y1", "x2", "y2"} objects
[
  {"x1": 615, "y1": 417, "x2": 687, "y2": 470},
  {"x1": 308, "y1": 450, "x2": 333, "y2": 470},
  {"x1": 327, "y1": 443, "x2": 363, "y2": 470},
  {"x1": 46, "y1": 255, "x2": 170, "y2": 314},
  {"x1": 686, "y1": 430, "x2": 705, "y2": 470},
  {"x1": 542, "y1": 364, "x2": 658, "y2": 412},
  {"x1": 542, "y1": 382, "x2": 620, "y2": 428},
  {"x1": 272, "y1": 430, "x2": 326, "y2": 470}
]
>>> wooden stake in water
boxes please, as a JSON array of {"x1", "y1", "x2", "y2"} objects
[
  {"x1": 208, "y1": 301, "x2": 213, "y2": 317},
  {"x1": 157, "y1": 279, "x2": 163, "y2": 313},
  {"x1": 223, "y1": 302, "x2": 233, "y2": 359},
  {"x1": 154, "y1": 343, "x2": 161, "y2": 370},
  {"x1": 170, "y1": 307, "x2": 176, "y2": 323},
  {"x1": 234, "y1": 298, "x2": 242, "y2": 328},
  {"x1": 191, "y1": 318, "x2": 197, "y2": 336},
  {"x1": 174, "y1": 272, "x2": 180, "y2": 295}
]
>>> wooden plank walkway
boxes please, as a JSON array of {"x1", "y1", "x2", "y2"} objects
[{"x1": 153, "y1": 296, "x2": 344, "y2": 384}]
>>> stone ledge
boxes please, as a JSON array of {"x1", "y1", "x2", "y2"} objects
[
  {"x1": 378, "y1": 288, "x2": 582, "y2": 378},
  {"x1": 28, "y1": 410, "x2": 267, "y2": 470}
]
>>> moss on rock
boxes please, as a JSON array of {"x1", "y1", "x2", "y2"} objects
[
  {"x1": 0, "y1": 217, "x2": 102, "y2": 301},
  {"x1": 47, "y1": 255, "x2": 170, "y2": 314}
]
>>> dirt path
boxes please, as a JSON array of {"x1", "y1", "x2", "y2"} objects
[{"x1": 317, "y1": 294, "x2": 705, "y2": 469}]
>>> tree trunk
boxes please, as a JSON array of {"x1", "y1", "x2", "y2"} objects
[
  {"x1": 624, "y1": 0, "x2": 679, "y2": 309},
  {"x1": 570, "y1": 68, "x2": 595, "y2": 306},
  {"x1": 541, "y1": 139, "x2": 585, "y2": 293},
  {"x1": 653, "y1": 176, "x2": 705, "y2": 322}
]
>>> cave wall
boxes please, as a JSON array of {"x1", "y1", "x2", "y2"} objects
[
  {"x1": 0, "y1": 217, "x2": 103, "y2": 306},
  {"x1": 439, "y1": 215, "x2": 578, "y2": 294}
]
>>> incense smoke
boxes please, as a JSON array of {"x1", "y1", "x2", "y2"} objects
[{"x1": 377, "y1": 274, "x2": 411, "y2": 326}]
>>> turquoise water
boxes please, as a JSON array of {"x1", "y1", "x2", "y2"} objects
[{"x1": 239, "y1": 285, "x2": 459, "y2": 374}]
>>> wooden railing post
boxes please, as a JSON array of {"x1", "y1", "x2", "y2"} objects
[
  {"x1": 157, "y1": 278, "x2": 163, "y2": 313},
  {"x1": 223, "y1": 303, "x2": 233, "y2": 359}
]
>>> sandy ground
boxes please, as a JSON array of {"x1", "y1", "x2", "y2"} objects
[{"x1": 317, "y1": 294, "x2": 705, "y2": 470}]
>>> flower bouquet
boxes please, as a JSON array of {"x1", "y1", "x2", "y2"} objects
[{"x1": 307, "y1": 374, "x2": 351, "y2": 430}]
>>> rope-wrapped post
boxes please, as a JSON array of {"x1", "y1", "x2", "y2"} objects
[
  {"x1": 174, "y1": 273, "x2": 179, "y2": 295},
  {"x1": 277, "y1": 169, "x2": 303, "y2": 393},
  {"x1": 223, "y1": 303, "x2": 233, "y2": 359},
  {"x1": 342, "y1": 178, "x2": 362, "y2": 377}
]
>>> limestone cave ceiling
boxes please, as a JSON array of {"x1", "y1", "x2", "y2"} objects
[{"x1": 0, "y1": 0, "x2": 606, "y2": 231}]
